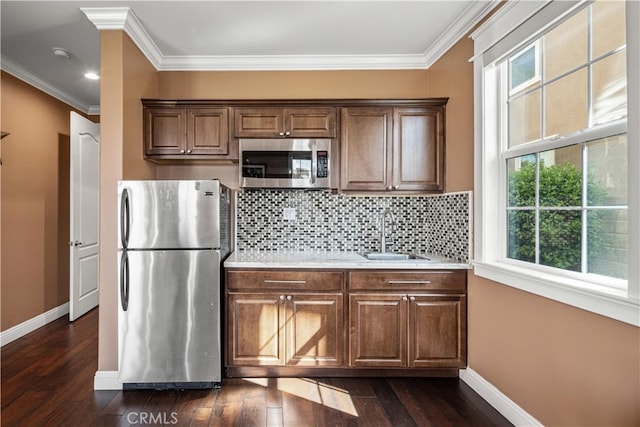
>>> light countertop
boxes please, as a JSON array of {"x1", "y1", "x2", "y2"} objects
[{"x1": 224, "y1": 250, "x2": 471, "y2": 270}]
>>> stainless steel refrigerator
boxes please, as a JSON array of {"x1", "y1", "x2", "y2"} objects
[{"x1": 117, "y1": 179, "x2": 231, "y2": 389}]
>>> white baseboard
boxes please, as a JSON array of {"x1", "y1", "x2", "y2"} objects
[
  {"x1": 94, "y1": 371, "x2": 122, "y2": 390},
  {"x1": 459, "y1": 368, "x2": 543, "y2": 427},
  {"x1": 0, "y1": 303, "x2": 69, "y2": 347}
]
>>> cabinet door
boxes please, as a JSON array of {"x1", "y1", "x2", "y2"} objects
[
  {"x1": 234, "y1": 108, "x2": 284, "y2": 138},
  {"x1": 348, "y1": 293, "x2": 406, "y2": 367},
  {"x1": 340, "y1": 107, "x2": 393, "y2": 191},
  {"x1": 393, "y1": 107, "x2": 445, "y2": 192},
  {"x1": 144, "y1": 108, "x2": 186, "y2": 156},
  {"x1": 227, "y1": 293, "x2": 285, "y2": 366},
  {"x1": 286, "y1": 293, "x2": 344, "y2": 366},
  {"x1": 409, "y1": 295, "x2": 466, "y2": 368},
  {"x1": 285, "y1": 108, "x2": 337, "y2": 138},
  {"x1": 187, "y1": 108, "x2": 229, "y2": 155}
]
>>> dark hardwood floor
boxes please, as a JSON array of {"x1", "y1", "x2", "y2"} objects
[{"x1": 1, "y1": 309, "x2": 512, "y2": 426}]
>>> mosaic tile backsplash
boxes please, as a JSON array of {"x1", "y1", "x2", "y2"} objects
[{"x1": 236, "y1": 190, "x2": 471, "y2": 262}]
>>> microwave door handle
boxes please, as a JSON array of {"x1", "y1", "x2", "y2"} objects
[{"x1": 311, "y1": 149, "x2": 317, "y2": 185}]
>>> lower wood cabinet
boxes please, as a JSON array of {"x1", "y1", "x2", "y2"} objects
[
  {"x1": 348, "y1": 270, "x2": 467, "y2": 369},
  {"x1": 225, "y1": 267, "x2": 466, "y2": 376},
  {"x1": 349, "y1": 293, "x2": 466, "y2": 368},
  {"x1": 226, "y1": 270, "x2": 344, "y2": 368},
  {"x1": 227, "y1": 292, "x2": 344, "y2": 367}
]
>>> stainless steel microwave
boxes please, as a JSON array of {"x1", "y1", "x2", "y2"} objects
[{"x1": 239, "y1": 138, "x2": 331, "y2": 189}]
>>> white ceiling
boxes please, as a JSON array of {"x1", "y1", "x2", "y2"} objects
[{"x1": 1, "y1": 1, "x2": 498, "y2": 114}]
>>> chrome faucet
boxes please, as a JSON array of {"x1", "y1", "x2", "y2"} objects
[{"x1": 380, "y1": 208, "x2": 397, "y2": 253}]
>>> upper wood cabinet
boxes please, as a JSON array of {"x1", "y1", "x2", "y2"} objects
[
  {"x1": 340, "y1": 107, "x2": 393, "y2": 191},
  {"x1": 141, "y1": 99, "x2": 446, "y2": 175},
  {"x1": 143, "y1": 105, "x2": 232, "y2": 160},
  {"x1": 234, "y1": 107, "x2": 337, "y2": 138},
  {"x1": 340, "y1": 102, "x2": 446, "y2": 193}
]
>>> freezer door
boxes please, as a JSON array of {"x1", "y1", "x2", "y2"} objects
[
  {"x1": 118, "y1": 250, "x2": 221, "y2": 384},
  {"x1": 118, "y1": 180, "x2": 222, "y2": 250}
]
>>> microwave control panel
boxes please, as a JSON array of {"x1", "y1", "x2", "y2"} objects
[{"x1": 317, "y1": 151, "x2": 329, "y2": 178}]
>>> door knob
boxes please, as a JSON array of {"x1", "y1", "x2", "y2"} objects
[{"x1": 69, "y1": 240, "x2": 83, "y2": 246}]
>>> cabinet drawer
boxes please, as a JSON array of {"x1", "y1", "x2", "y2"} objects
[
  {"x1": 348, "y1": 270, "x2": 465, "y2": 292},
  {"x1": 227, "y1": 270, "x2": 343, "y2": 291}
]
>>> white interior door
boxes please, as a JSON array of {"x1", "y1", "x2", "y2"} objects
[{"x1": 69, "y1": 112, "x2": 100, "y2": 321}]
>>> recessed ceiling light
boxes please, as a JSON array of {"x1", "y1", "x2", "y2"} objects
[
  {"x1": 84, "y1": 72, "x2": 100, "y2": 80},
  {"x1": 52, "y1": 47, "x2": 71, "y2": 60}
]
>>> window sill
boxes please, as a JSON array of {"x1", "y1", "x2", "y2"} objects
[{"x1": 473, "y1": 260, "x2": 640, "y2": 327}]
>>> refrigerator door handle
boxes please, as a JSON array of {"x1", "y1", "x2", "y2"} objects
[
  {"x1": 120, "y1": 188, "x2": 130, "y2": 249},
  {"x1": 120, "y1": 251, "x2": 129, "y2": 311}
]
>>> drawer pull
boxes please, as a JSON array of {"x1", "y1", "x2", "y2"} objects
[
  {"x1": 263, "y1": 280, "x2": 307, "y2": 285},
  {"x1": 388, "y1": 280, "x2": 432, "y2": 285}
]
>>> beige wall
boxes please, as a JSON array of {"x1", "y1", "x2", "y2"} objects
[
  {"x1": 158, "y1": 70, "x2": 429, "y2": 100},
  {"x1": 99, "y1": 29, "x2": 639, "y2": 426},
  {"x1": 427, "y1": 35, "x2": 639, "y2": 426},
  {"x1": 0, "y1": 71, "x2": 97, "y2": 331},
  {"x1": 97, "y1": 31, "x2": 157, "y2": 371},
  {"x1": 426, "y1": 37, "x2": 475, "y2": 193}
]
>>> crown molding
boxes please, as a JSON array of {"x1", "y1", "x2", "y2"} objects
[
  {"x1": 1, "y1": 55, "x2": 97, "y2": 115},
  {"x1": 82, "y1": 4, "x2": 499, "y2": 72},
  {"x1": 424, "y1": 0, "x2": 502, "y2": 68},
  {"x1": 157, "y1": 53, "x2": 431, "y2": 71}
]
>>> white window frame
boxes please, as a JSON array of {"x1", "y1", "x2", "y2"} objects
[
  {"x1": 472, "y1": 0, "x2": 639, "y2": 326},
  {"x1": 508, "y1": 40, "x2": 541, "y2": 94}
]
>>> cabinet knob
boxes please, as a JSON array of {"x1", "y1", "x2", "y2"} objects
[
  {"x1": 186, "y1": 149, "x2": 192, "y2": 154},
  {"x1": 402, "y1": 296, "x2": 408, "y2": 301},
  {"x1": 284, "y1": 131, "x2": 291, "y2": 136},
  {"x1": 387, "y1": 186, "x2": 393, "y2": 190},
  {"x1": 286, "y1": 295, "x2": 293, "y2": 301},
  {"x1": 409, "y1": 296, "x2": 416, "y2": 301},
  {"x1": 180, "y1": 149, "x2": 185, "y2": 154},
  {"x1": 279, "y1": 295, "x2": 285, "y2": 300},
  {"x1": 279, "y1": 132, "x2": 285, "y2": 137},
  {"x1": 393, "y1": 185, "x2": 399, "y2": 190}
]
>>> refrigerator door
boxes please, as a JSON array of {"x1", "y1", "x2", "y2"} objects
[
  {"x1": 118, "y1": 180, "x2": 222, "y2": 250},
  {"x1": 118, "y1": 249, "x2": 222, "y2": 384}
]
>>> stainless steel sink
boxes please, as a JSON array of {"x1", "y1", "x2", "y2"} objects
[{"x1": 359, "y1": 252, "x2": 429, "y2": 261}]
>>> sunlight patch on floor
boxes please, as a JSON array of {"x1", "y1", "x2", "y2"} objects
[{"x1": 243, "y1": 377, "x2": 359, "y2": 417}]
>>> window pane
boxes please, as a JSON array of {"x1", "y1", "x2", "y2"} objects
[
  {"x1": 592, "y1": 50, "x2": 627, "y2": 125},
  {"x1": 588, "y1": 209, "x2": 627, "y2": 279},
  {"x1": 509, "y1": 89, "x2": 541, "y2": 147},
  {"x1": 592, "y1": 0, "x2": 626, "y2": 58},
  {"x1": 508, "y1": 210, "x2": 536, "y2": 263},
  {"x1": 508, "y1": 156, "x2": 537, "y2": 207},
  {"x1": 510, "y1": 44, "x2": 538, "y2": 90},
  {"x1": 587, "y1": 134, "x2": 628, "y2": 206},
  {"x1": 539, "y1": 210, "x2": 582, "y2": 272},
  {"x1": 543, "y1": 8, "x2": 588, "y2": 81},
  {"x1": 539, "y1": 146, "x2": 582, "y2": 207},
  {"x1": 544, "y1": 68, "x2": 588, "y2": 137}
]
